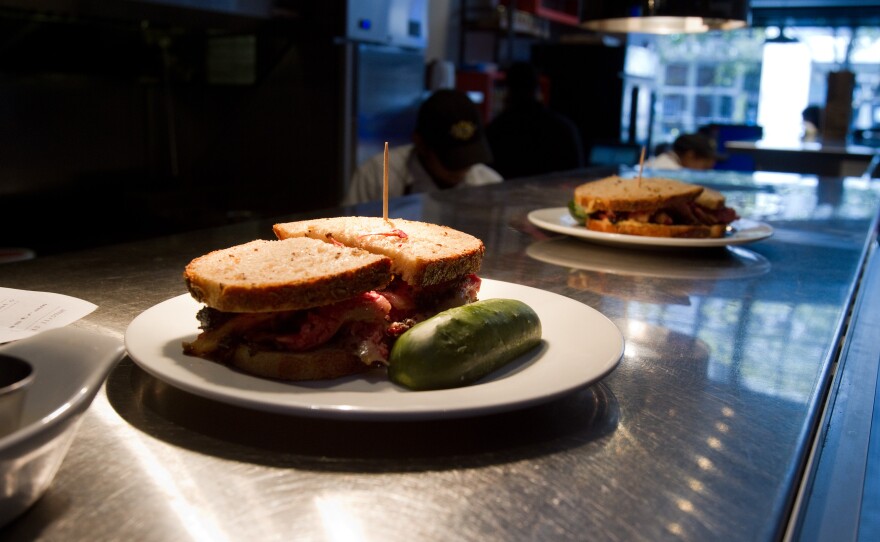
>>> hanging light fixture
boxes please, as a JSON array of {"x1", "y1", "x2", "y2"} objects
[{"x1": 581, "y1": 1, "x2": 751, "y2": 34}]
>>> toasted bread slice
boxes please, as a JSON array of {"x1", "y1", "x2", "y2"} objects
[
  {"x1": 586, "y1": 218, "x2": 727, "y2": 239},
  {"x1": 183, "y1": 238, "x2": 392, "y2": 313},
  {"x1": 230, "y1": 344, "x2": 371, "y2": 381},
  {"x1": 695, "y1": 186, "x2": 726, "y2": 210},
  {"x1": 574, "y1": 175, "x2": 704, "y2": 214},
  {"x1": 273, "y1": 217, "x2": 484, "y2": 287}
]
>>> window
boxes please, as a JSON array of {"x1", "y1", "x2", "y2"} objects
[
  {"x1": 665, "y1": 63, "x2": 689, "y2": 86},
  {"x1": 651, "y1": 31, "x2": 765, "y2": 143},
  {"x1": 697, "y1": 65, "x2": 716, "y2": 86},
  {"x1": 662, "y1": 94, "x2": 686, "y2": 117},
  {"x1": 743, "y1": 69, "x2": 762, "y2": 92},
  {"x1": 645, "y1": 27, "x2": 880, "y2": 147},
  {"x1": 695, "y1": 95, "x2": 713, "y2": 119},
  {"x1": 719, "y1": 96, "x2": 733, "y2": 118}
]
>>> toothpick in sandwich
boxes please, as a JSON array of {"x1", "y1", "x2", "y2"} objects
[
  {"x1": 637, "y1": 146, "x2": 646, "y2": 187},
  {"x1": 383, "y1": 141, "x2": 389, "y2": 222}
]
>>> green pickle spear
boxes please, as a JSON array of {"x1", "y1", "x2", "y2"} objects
[{"x1": 388, "y1": 298, "x2": 542, "y2": 391}]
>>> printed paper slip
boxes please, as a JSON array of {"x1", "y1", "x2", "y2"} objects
[{"x1": 0, "y1": 287, "x2": 97, "y2": 343}]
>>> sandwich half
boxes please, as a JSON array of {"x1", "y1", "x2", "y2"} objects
[
  {"x1": 272, "y1": 216, "x2": 484, "y2": 326},
  {"x1": 182, "y1": 238, "x2": 394, "y2": 381},
  {"x1": 572, "y1": 175, "x2": 738, "y2": 238}
]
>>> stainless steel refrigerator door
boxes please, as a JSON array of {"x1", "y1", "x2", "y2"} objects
[{"x1": 353, "y1": 43, "x2": 427, "y2": 167}]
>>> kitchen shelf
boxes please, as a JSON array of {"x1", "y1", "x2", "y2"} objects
[
  {"x1": 499, "y1": 0, "x2": 581, "y2": 27},
  {"x1": 458, "y1": 0, "x2": 591, "y2": 68}
]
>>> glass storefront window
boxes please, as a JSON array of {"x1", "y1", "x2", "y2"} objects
[
  {"x1": 665, "y1": 63, "x2": 689, "y2": 86},
  {"x1": 640, "y1": 26, "x2": 880, "y2": 147},
  {"x1": 697, "y1": 65, "x2": 716, "y2": 86}
]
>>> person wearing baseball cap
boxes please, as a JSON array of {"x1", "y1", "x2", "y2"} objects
[{"x1": 343, "y1": 89, "x2": 502, "y2": 205}]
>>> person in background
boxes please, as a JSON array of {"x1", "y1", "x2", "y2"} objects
[
  {"x1": 343, "y1": 89, "x2": 502, "y2": 206},
  {"x1": 485, "y1": 62, "x2": 584, "y2": 179},
  {"x1": 644, "y1": 133, "x2": 721, "y2": 170},
  {"x1": 802, "y1": 105, "x2": 823, "y2": 141}
]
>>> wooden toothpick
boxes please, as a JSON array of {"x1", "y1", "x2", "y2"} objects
[
  {"x1": 637, "y1": 146, "x2": 646, "y2": 187},
  {"x1": 383, "y1": 141, "x2": 389, "y2": 221}
]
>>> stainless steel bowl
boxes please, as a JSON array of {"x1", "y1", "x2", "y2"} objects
[
  {"x1": 0, "y1": 355, "x2": 34, "y2": 438},
  {"x1": 0, "y1": 328, "x2": 124, "y2": 526}
]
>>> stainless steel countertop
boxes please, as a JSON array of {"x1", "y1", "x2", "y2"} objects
[
  {"x1": 725, "y1": 139, "x2": 879, "y2": 157},
  {"x1": 1, "y1": 168, "x2": 879, "y2": 541}
]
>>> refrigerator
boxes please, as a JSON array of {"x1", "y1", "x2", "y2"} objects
[
  {"x1": 342, "y1": 0, "x2": 429, "y2": 184},
  {"x1": 349, "y1": 43, "x2": 428, "y2": 169}
]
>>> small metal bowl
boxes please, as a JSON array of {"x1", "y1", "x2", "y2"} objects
[
  {"x1": 0, "y1": 328, "x2": 124, "y2": 526},
  {"x1": 0, "y1": 355, "x2": 34, "y2": 438}
]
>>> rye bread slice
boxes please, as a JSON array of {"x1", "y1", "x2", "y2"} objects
[
  {"x1": 586, "y1": 218, "x2": 727, "y2": 238},
  {"x1": 273, "y1": 217, "x2": 484, "y2": 287},
  {"x1": 230, "y1": 344, "x2": 371, "y2": 381},
  {"x1": 574, "y1": 175, "x2": 704, "y2": 214},
  {"x1": 183, "y1": 238, "x2": 392, "y2": 313}
]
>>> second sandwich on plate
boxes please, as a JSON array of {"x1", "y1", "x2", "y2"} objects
[{"x1": 570, "y1": 175, "x2": 739, "y2": 238}]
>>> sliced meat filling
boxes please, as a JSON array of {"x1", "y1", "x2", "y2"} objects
[
  {"x1": 184, "y1": 292, "x2": 392, "y2": 366},
  {"x1": 183, "y1": 274, "x2": 483, "y2": 366},
  {"x1": 592, "y1": 200, "x2": 738, "y2": 226},
  {"x1": 381, "y1": 273, "x2": 482, "y2": 335}
]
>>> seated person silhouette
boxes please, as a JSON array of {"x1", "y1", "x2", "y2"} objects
[{"x1": 485, "y1": 62, "x2": 584, "y2": 179}]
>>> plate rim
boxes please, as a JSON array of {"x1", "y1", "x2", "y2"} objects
[
  {"x1": 527, "y1": 207, "x2": 773, "y2": 248},
  {"x1": 124, "y1": 279, "x2": 624, "y2": 420}
]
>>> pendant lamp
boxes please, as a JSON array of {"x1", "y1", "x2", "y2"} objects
[{"x1": 581, "y1": 1, "x2": 750, "y2": 34}]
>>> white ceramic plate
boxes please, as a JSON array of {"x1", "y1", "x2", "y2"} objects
[
  {"x1": 527, "y1": 207, "x2": 774, "y2": 248},
  {"x1": 124, "y1": 279, "x2": 624, "y2": 420}
]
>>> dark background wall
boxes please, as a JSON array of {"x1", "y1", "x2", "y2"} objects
[
  {"x1": 531, "y1": 42, "x2": 629, "y2": 160},
  {"x1": 0, "y1": 2, "x2": 349, "y2": 256},
  {"x1": 1, "y1": 1, "x2": 643, "y2": 258}
]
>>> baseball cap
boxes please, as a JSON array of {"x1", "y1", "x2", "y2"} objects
[{"x1": 415, "y1": 89, "x2": 493, "y2": 170}]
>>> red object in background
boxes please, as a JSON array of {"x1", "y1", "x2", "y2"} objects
[
  {"x1": 456, "y1": 69, "x2": 503, "y2": 124},
  {"x1": 499, "y1": 0, "x2": 581, "y2": 26}
]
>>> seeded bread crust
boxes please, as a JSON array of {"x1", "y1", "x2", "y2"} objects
[
  {"x1": 586, "y1": 218, "x2": 727, "y2": 239},
  {"x1": 183, "y1": 238, "x2": 392, "y2": 312},
  {"x1": 574, "y1": 175, "x2": 704, "y2": 213},
  {"x1": 231, "y1": 344, "x2": 370, "y2": 381},
  {"x1": 273, "y1": 217, "x2": 484, "y2": 287}
]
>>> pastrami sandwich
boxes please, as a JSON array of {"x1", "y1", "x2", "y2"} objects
[
  {"x1": 571, "y1": 175, "x2": 738, "y2": 238},
  {"x1": 272, "y1": 216, "x2": 484, "y2": 325},
  {"x1": 182, "y1": 217, "x2": 485, "y2": 381}
]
